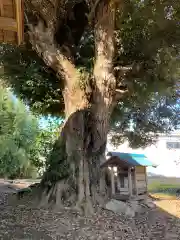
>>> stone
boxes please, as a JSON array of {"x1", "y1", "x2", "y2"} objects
[
  {"x1": 105, "y1": 199, "x2": 135, "y2": 217},
  {"x1": 143, "y1": 198, "x2": 156, "y2": 208},
  {"x1": 128, "y1": 200, "x2": 143, "y2": 213},
  {"x1": 165, "y1": 232, "x2": 179, "y2": 240},
  {"x1": 176, "y1": 189, "x2": 180, "y2": 197}
]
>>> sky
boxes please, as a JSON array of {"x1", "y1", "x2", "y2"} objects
[
  {"x1": 39, "y1": 116, "x2": 180, "y2": 177},
  {"x1": 38, "y1": 116, "x2": 62, "y2": 129},
  {"x1": 107, "y1": 131, "x2": 180, "y2": 178},
  {"x1": 11, "y1": 92, "x2": 180, "y2": 177}
]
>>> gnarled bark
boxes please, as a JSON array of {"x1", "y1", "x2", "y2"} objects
[{"x1": 27, "y1": 0, "x2": 118, "y2": 215}]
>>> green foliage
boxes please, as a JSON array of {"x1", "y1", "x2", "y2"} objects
[
  {"x1": 0, "y1": 1, "x2": 179, "y2": 149},
  {"x1": 110, "y1": 0, "x2": 180, "y2": 147},
  {"x1": 0, "y1": 44, "x2": 64, "y2": 116},
  {"x1": 0, "y1": 87, "x2": 41, "y2": 178},
  {"x1": 32, "y1": 117, "x2": 60, "y2": 175},
  {"x1": 41, "y1": 136, "x2": 70, "y2": 185},
  {"x1": 0, "y1": 88, "x2": 60, "y2": 179},
  {"x1": 148, "y1": 182, "x2": 180, "y2": 196}
]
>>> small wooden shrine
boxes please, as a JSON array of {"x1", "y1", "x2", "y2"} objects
[
  {"x1": 0, "y1": 0, "x2": 24, "y2": 45},
  {"x1": 101, "y1": 152, "x2": 157, "y2": 200}
]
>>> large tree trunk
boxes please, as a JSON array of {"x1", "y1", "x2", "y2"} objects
[{"x1": 32, "y1": 0, "x2": 117, "y2": 215}]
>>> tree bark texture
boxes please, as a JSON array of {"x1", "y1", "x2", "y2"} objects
[{"x1": 27, "y1": 0, "x2": 117, "y2": 214}]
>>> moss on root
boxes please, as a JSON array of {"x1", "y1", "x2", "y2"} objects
[{"x1": 41, "y1": 137, "x2": 70, "y2": 187}]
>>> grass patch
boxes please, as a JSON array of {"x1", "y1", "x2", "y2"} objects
[{"x1": 148, "y1": 182, "x2": 180, "y2": 196}]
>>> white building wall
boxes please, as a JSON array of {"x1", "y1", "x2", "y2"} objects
[{"x1": 107, "y1": 132, "x2": 180, "y2": 177}]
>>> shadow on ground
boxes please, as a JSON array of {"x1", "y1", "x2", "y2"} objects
[{"x1": 0, "y1": 180, "x2": 180, "y2": 239}]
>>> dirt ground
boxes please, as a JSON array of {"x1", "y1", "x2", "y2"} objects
[
  {"x1": 150, "y1": 193, "x2": 180, "y2": 218},
  {"x1": 0, "y1": 180, "x2": 180, "y2": 240}
]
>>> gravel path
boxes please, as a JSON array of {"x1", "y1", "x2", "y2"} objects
[{"x1": 0, "y1": 181, "x2": 179, "y2": 240}]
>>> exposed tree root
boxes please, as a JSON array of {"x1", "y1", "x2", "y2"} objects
[{"x1": 37, "y1": 179, "x2": 107, "y2": 215}]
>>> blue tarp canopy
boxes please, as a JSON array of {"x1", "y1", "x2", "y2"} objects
[{"x1": 102, "y1": 152, "x2": 157, "y2": 168}]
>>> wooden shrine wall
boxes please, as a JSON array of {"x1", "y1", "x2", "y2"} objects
[
  {"x1": 135, "y1": 166, "x2": 147, "y2": 194},
  {"x1": 0, "y1": 0, "x2": 24, "y2": 45}
]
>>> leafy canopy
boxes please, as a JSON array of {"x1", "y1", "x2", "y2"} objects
[{"x1": 0, "y1": 0, "x2": 179, "y2": 148}]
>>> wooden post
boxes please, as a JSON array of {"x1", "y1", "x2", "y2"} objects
[
  {"x1": 0, "y1": 0, "x2": 24, "y2": 45},
  {"x1": 15, "y1": 0, "x2": 23, "y2": 45},
  {"x1": 117, "y1": 167, "x2": 121, "y2": 192},
  {"x1": 100, "y1": 168, "x2": 106, "y2": 195},
  {"x1": 128, "y1": 167, "x2": 132, "y2": 197},
  {"x1": 144, "y1": 167, "x2": 148, "y2": 193},
  {"x1": 0, "y1": 1, "x2": 4, "y2": 16},
  {"x1": 134, "y1": 167, "x2": 138, "y2": 196},
  {"x1": 110, "y1": 167, "x2": 115, "y2": 195}
]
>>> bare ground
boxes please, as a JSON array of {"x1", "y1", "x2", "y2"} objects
[{"x1": 0, "y1": 180, "x2": 180, "y2": 240}]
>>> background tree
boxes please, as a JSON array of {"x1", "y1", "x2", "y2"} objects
[
  {"x1": 0, "y1": 0, "x2": 179, "y2": 213},
  {"x1": 0, "y1": 87, "x2": 60, "y2": 178},
  {"x1": 0, "y1": 87, "x2": 40, "y2": 178},
  {"x1": 33, "y1": 116, "x2": 61, "y2": 175}
]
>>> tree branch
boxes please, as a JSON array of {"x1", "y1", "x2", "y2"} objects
[
  {"x1": 93, "y1": 0, "x2": 117, "y2": 103},
  {"x1": 25, "y1": 12, "x2": 78, "y2": 88},
  {"x1": 87, "y1": 0, "x2": 121, "y2": 24},
  {"x1": 90, "y1": 1, "x2": 117, "y2": 151},
  {"x1": 25, "y1": 0, "x2": 56, "y2": 27},
  {"x1": 115, "y1": 88, "x2": 129, "y2": 101},
  {"x1": 86, "y1": 0, "x2": 101, "y2": 24}
]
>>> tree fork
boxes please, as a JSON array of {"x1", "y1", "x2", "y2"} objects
[{"x1": 28, "y1": 0, "x2": 118, "y2": 215}]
